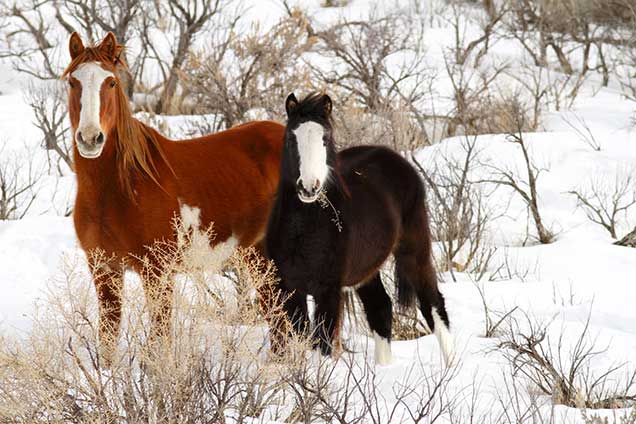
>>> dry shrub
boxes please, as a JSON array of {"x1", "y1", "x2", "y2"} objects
[
  {"x1": 477, "y1": 128, "x2": 555, "y2": 245},
  {"x1": 24, "y1": 82, "x2": 73, "y2": 174},
  {"x1": 332, "y1": 100, "x2": 428, "y2": 151},
  {"x1": 283, "y1": 352, "x2": 460, "y2": 424},
  {"x1": 182, "y1": 11, "x2": 315, "y2": 129},
  {"x1": 0, "y1": 218, "x2": 461, "y2": 423},
  {"x1": 0, "y1": 218, "x2": 299, "y2": 423},
  {"x1": 581, "y1": 406, "x2": 636, "y2": 424},
  {"x1": 321, "y1": 0, "x2": 351, "y2": 7},
  {"x1": 444, "y1": 59, "x2": 539, "y2": 137},
  {"x1": 481, "y1": 93, "x2": 539, "y2": 134},
  {"x1": 473, "y1": 281, "x2": 518, "y2": 338},
  {"x1": 537, "y1": 0, "x2": 636, "y2": 29},
  {"x1": 309, "y1": 12, "x2": 427, "y2": 113},
  {"x1": 444, "y1": 0, "x2": 507, "y2": 68},
  {"x1": 412, "y1": 138, "x2": 498, "y2": 279},
  {"x1": 384, "y1": 268, "x2": 429, "y2": 341},
  {"x1": 497, "y1": 310, "x2": 636, "y2": 410},
  {"x1": 0, "y1": 143, "x2": 45, "y2": 220},
  {"x1": 391, "y1": 309, "x2": 429, "y2": 341},
  {"x1": 568, "y1": 165, "x2": 636, "y2": 240}
]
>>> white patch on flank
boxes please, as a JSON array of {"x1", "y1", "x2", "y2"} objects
[
  {"x1": 96, "y1": 262, "x2": 114, "y2": 273},
  {"x1": 211, "y1": 235, "x2": 238, "y2": 264},
  {"x1": 180, "y1": 202, "x2": 202, "y2": 230},
  {"x1": 71, "y1": 62, "x2": 114, "y2": 153},
  {"x1": 294, "y1": 121, "x2": 329, "y2": 194},
  {"x1": 373, "y1": 331, "x2": 392, "y2": 365},
  {"x1": 432, "y1": 307, "x2": 455, "y2": 367},
  {"x1": 178, "y1": 202, "x2": 238, "y2": 271}
]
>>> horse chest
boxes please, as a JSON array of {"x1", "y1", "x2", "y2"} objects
[
  {"x1": 75, "y1": 200, "x2": 131, "y2": 252},
  {"x1": 269, "y1": 205, "x2": 343, "y2": 292},
  {"x1": 74, "y1": 192, "x2": 173, "y2": 257}
]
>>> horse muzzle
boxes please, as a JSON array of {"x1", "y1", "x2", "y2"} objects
[
  {"x1": 296, "y1": 178, "x2": 322, "y2": 203},
  {"x1": 76, "y1": 129, "x2": 106, "y2": 158}
]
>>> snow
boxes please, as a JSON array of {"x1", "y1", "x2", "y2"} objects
[
  {"x1": 0, "y1": 216, "x2": 77, "y2": 333},
  {"x1": 1, "y1": 0, "x2": 635, "y2": 422}
]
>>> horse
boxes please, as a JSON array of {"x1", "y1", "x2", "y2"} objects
[
  {"x1": 62, "y1": 32, "x2": 284, "y2": 361},
  {"x1": 265, "y1": 92, "x2": 454, "y2": 366}
]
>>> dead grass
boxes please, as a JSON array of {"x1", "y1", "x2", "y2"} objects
[
  {"x1": 0, "y1": 220, "x2": 459, "y2": 423},
  {"x1": 497, "y1": 310, "x2": 636, "y2": 410},
  {"x1": 0, "y1": 218, "x2": 300, "y2": 422}
]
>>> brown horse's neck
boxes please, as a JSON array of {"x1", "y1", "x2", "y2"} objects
[{"x1": 74, "y1": 140, "x2": 126, "y2": 204}]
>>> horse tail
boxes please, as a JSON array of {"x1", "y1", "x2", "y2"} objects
[{"x1": 394, "y1": 176, "x2": 431, "y2": 310}]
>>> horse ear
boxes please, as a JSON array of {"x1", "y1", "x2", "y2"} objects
[
  {"x1": 286, "y1": 93, "x2": 299, "y2": 116},
  {"x1": 98, "y1": 32, "x2": 118, "y2": 59},
  {"x1": 322, "y1": 94, "x2": 332, "y2": 116},
  {"x1": 69, "y1": 32, "x2": 85, "y2": 60}
]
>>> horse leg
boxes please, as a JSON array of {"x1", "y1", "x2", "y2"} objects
[
  {"x1": 395, "y1": 247, "x2": 454, "y2": 366},
  {"x1": 140, "y1": 269, "x2": 174, "y2": 349},
  {"x1": 248, "y1": 242, "x2": 305, "y2": 355},
  {"x1": 269, "y1": 285, "x2": 310, "y2": 355},
  {"x1": 356, "y1": 273, "x2": 393, "y2": 365},
  {"x1": 313, "y1": 287, "x2": 343, "y2": 357},
  {"x1": 284, "y1": 288, "x2": 310, "y2": 337},
  {"x1": 90, "y1": 260, "x2": 124, "y2": 367},
  {"x1": 416, "y1": 279, "x2": 453, "y2": 367}
]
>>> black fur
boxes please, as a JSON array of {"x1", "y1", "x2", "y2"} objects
[{"x1": 266, "y1": 92, "x2": 449, "y2": 356}]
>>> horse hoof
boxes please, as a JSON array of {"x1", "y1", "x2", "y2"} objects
[
  {"x1": 330, "y1": 343, "x2": 343, "y2": 360},
  {"x1": 374, "y1": 333, "x2": 392, "y2": 365},
  {"x1": 98, "y1": 343, "x2": 115, "y2": 369},
  {"x1": 443, "y1": 350, "x2": 458, "y2": 368}
]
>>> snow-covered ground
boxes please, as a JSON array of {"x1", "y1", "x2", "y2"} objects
[{"x1": 1, "y1": 0, "x2": 635, "y2": 422}]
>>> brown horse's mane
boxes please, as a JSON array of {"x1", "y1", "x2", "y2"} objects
[{"x1": 62, "y1": 45, "x2": 171, "y2": 197}]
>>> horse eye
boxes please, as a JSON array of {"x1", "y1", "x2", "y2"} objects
[
  {"x1": 68, "y1": 80, "x2": 75, "y2": 89},
  {"x1": 109, "y1": 80, "x2": 116, "y2": 88}
]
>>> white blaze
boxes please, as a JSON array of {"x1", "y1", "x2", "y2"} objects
[
  {"x1": 71, "y1": 62, "x2": 114, "y2": 142},
  {"x1": 293, "y1": 121, "x2": 329, "y2": 192}
]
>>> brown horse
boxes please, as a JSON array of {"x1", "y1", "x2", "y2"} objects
[{"x1": 62, "y1": 32, "x2": 284, "y2": 359}]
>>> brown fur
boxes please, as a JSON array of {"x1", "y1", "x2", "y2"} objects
[{"x1": 65, "y1": 32, "x2": 284, "y2": 359}]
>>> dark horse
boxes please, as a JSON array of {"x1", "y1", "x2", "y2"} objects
[{"x1": 266, "y1": 93, "x2": 453, "y2": 365}]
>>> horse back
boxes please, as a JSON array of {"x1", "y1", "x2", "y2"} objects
[
  {"x1": 338, "y1": 145, "x2": 423, "y2": 214},
  {"x1": 161, "y1": 120, "x2": 285, "y2": 246}
]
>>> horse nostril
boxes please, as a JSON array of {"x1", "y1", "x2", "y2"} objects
[
  {"x1": 296, "y1": 178, "x2": 321, "y2": 198},
  {"x1": 76, "y1": 131, "x2": 84, "y2": 144},
  {"x1": 95, "y1": 132, "x2": 104, "y2": 144}
]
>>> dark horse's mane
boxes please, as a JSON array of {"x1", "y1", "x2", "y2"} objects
[{"x1": 291, "y1": 92, "x2": 333, "y2": 123}]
